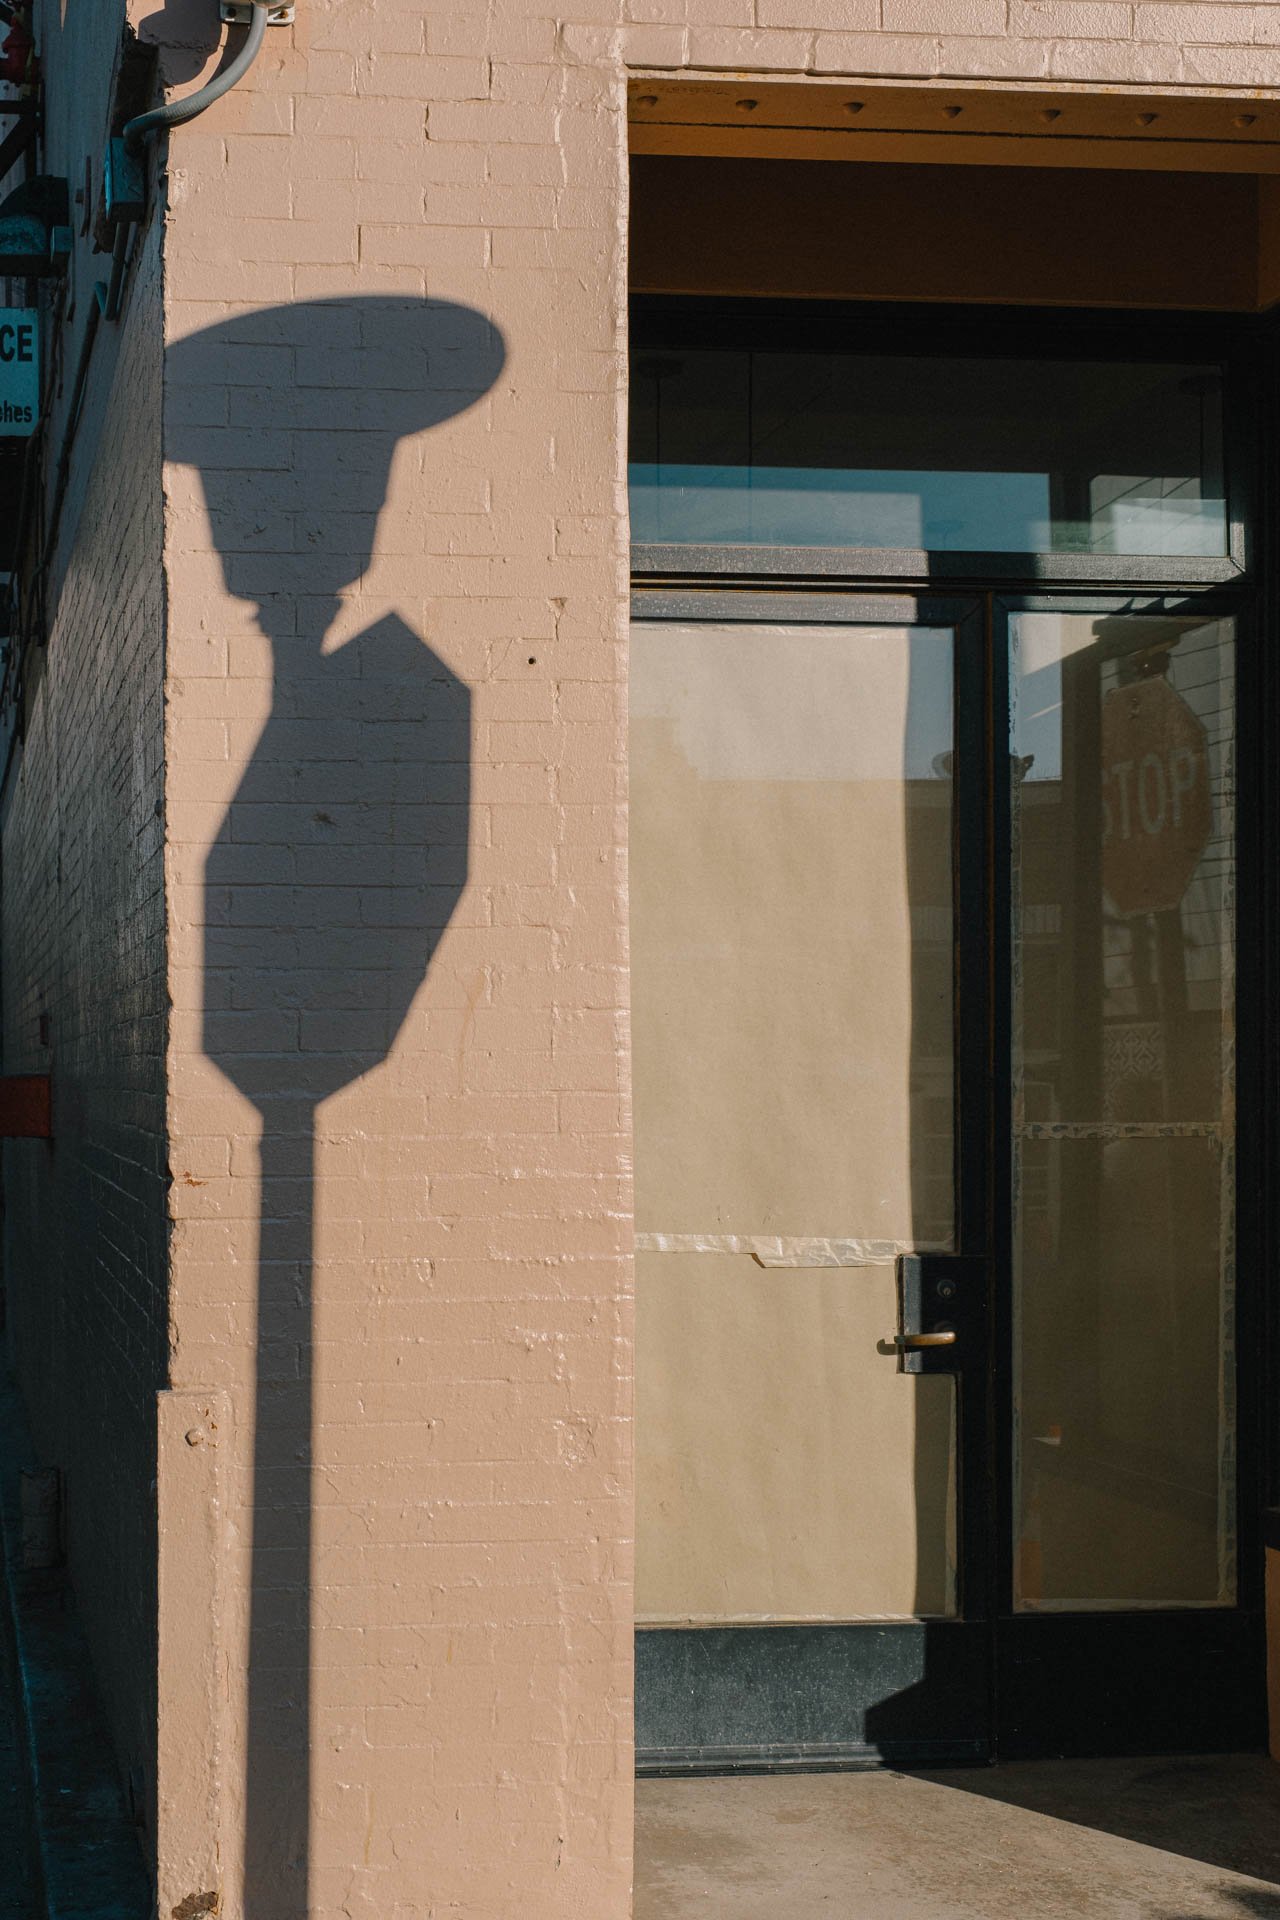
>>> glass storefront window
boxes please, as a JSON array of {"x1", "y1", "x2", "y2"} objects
[
  {"x1": 632, "y1": 618, "x2": 959, "y2": 1623},
  {"x1": 630, "y1": 350, "x2": 1227, "y2": 558},
  {"x1": 1010, "y1": 610, "x2": 1236, "y2": 1610}
]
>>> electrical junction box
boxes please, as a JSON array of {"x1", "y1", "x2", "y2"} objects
[{"x1": 104, "y1": 139, "x2": 145, "y2": 227}]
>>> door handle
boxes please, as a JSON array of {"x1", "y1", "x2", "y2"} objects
[{"x1": 895, "y1": 1254, "x2": 985, "y2": 1374}]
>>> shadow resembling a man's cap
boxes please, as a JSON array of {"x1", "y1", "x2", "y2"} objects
[
  {"x1": 166, "y1": 296, "x2": 507, "y2": 601},
  {"x1": 167, "y1": 295, "x2": 507, "y2": 446}
]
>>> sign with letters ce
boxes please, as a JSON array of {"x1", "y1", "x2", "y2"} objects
[{"x1": 0, "y1": 309, "x2": 37, "y2": 436}]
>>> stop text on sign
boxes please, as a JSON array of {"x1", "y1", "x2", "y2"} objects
[
  {"x1": 1100, "y1": 674, "x2": 1212, "y2": 917},
  {"x1": 1102, "y1": 744, "x2": 1200, "y2": 844},
  {"x1": 0, "y1": 308, "x2": 37, "y2": 436}
]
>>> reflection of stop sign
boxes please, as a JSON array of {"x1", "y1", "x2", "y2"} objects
[{"x1": 1101, "y1": 676, "x2": 1212, "y2": 916}]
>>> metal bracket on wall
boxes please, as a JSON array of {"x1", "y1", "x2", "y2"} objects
[
  {"x1": 0, "y1": 175, "x2": 70, "y2": 278},
  {"x1": 103, "y1": 140, "x2": 145, "y2": 229},
  {"x1": 220, "y1": 3, "x2": 294, "y2": 20}
]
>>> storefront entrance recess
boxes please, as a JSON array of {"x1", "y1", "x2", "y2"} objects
[{"x1": 629, "y1": 301, "x2": 1268, "y2": 1769}]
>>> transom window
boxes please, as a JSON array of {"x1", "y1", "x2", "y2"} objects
[{"x1": 629, "y1": 313, "x2": 1234, "y2": 570}]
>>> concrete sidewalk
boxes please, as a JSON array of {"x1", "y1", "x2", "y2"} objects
[{"x1": 637, "y1": 1756, "x2": 1280, "y2": 1920}]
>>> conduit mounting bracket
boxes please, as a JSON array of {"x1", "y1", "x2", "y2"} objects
[
  {"x1": 0, "y1": 175, "x2": 71, "y2": 278},
  {"x1": 220, "y1": 2, "x2": 294, "y2": 20}
]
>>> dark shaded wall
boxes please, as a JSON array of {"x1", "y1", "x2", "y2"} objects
[{"x1": 0, "y1": 191, "x2": 167, "y2": 1844}]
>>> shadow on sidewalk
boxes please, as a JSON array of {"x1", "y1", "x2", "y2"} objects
[{"x1": 920, "y1": 1752, "x2": 1280, "y2": 1887}]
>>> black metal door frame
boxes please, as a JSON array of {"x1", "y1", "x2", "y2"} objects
[{"x1": 633, "y1": 580, "x2": 1268, "y2": 1772}]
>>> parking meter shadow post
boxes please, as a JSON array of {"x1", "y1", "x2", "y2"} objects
[{"x1": 167, "y1": 297, "x2": 505, "y2": 1914}]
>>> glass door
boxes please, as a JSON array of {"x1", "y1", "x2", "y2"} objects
[
  {"x1": 630, "y1": 589, "x2": 1266, "y2": 1771},
  {"x1": 996, "y1": 596, "x2": 1263, "y2": 1757},
  {"x1": 631, "y1": 590, "x2": 993, "y2": 1770}
]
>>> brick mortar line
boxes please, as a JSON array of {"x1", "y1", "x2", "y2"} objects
[{"x1": 622, "y1": 58, "x2": 1280, "y2": 91}]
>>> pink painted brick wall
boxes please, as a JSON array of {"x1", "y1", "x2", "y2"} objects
[
  {"x1": 620, "y1": 0, "x2": 1280, "y2": 81},
  {"x1": 8, "y1": 0, "x2": 1280, "y2": 1912},
  {"x1": 148, "y1": 0, "x2": 1280, "y2": 1908},
  {"x1": 155, "y1": 5, "x2": 631, "y2": 1916}
]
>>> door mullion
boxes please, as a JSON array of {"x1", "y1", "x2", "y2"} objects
[
  {"x1": 989, "y1": 597, "x2": 1016, "y2": 1709},
  {"x1": 954, "y1": 597, "x2": 996, "y2": 1672}
]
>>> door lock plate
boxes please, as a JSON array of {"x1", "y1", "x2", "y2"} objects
[{"x1": 896, "y1": 1254, "x2": 986, "y2": 1374}]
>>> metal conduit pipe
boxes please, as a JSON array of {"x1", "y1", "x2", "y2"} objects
[
  {"x1": 122, "y1": 0, "x2": 271, "y2": 153},
  {"x1": 3, "y1": 3, "x2": 282, "y2": 669},
  {"x1": 52, "y1": 4, "x2": 271, "y2": 564}
]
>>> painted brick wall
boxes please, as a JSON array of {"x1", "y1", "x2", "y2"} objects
[
  {"x1": 618, "y1": 0, "x2": 1280, "y2": 83},
  {"x1": 1, "y1": 177, "x2": 167, "y2": 1878},
  {"x1": 150, "y1": 3, "x2": 632, "y2": 1916},
  {"x1": 146, "y1": 0, "x2": 1280, "y2": 1909},
  {"x1": 12, "y1": 0, "x2": 1276, "y2": 1913}
]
